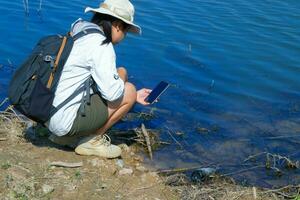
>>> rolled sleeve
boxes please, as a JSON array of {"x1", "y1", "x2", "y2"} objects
[{"x1": 90, "y1": 43, "x2": 125, "y2": 102}]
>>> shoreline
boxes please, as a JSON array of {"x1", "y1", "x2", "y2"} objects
[{"x1": 0, "y1": 112, "x2": 299, "y2": 199}]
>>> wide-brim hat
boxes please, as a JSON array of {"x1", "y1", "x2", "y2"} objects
[{"x1": 85, "y1": 0, "x2": 141, "y2": 34}]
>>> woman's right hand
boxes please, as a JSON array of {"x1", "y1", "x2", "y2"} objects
[{"x1": 136, "y1": 88, "x2": 152, "y2": 106}]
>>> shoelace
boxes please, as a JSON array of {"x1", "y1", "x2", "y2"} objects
[{"x1": 91, "y1": 134, "x2": 111, "y2": 146}]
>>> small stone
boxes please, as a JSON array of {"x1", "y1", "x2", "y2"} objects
[
  {"x1": 119, "y1": 168, "x2": 133, "y2": 176},
  {"x1": 115, "y1": 159, "x2": 124, "y2": 168},
  {"x1": 100, "y1": 183, "x2": 107, "y2": 189},
  {"x1": 136, "y1": 166, "x2": 147, "y2": 172},
  {"x1": 88, "y1": 158, "x2": 104, "y2": 167},
  {"x1": 42, "y1": 184, "x2": 54, "y2": 194},
  {"x1": 118, "y1": 143, "x2": 130, "y2": 152},
  {"x1": 140, "y1": 174, "x2": 147, "y2": 183},
  {"x1": 149, "y1": 172, "x2": 159, "y2": 178},
  {"x1": 65, "y1": 184, "x2": 77, "y2": 191},
  {"x1": 133, "y1": 156, "x2": 143, "y2": 162}
]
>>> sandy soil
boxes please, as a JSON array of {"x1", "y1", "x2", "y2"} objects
[{"x1": 0, "y1": 124, "x2": 179, "y2": 200}]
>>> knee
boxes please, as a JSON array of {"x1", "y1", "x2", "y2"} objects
[
  {"x1": 117, "y1": 67, "x2": 128, "y2": 80},
  {"x1": 117, "y1": 66, "x2": 127, "y2": 74},
  {"x1": 124, "y1": 82, "x2": 136, "y2": 105}
]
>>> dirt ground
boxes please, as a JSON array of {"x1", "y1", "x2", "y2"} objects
[
  {"x1": 0, "y1": 113, "x2": 298, "y2": 200},
  {"x1": 0, "y1": 122, "x2": 179, "y2": 200}
]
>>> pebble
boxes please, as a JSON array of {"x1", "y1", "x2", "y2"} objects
[
  {"x1": 89, "y1": 158, "x2": 104, "y2": 167},
  {"x1": 136, "y1": 166, "x2": 147, "y2": 172},
  {"x1": 118, "y1": 143, "x2": 130, "y2": 152},
  {"x1": 65, "y1": 184, "x2": 77, "y2": 191},
  {"x1": 149, "y1": 172, "x2": 159, "y2": 179},
  {"x1": 119, "y1": 168, "x2": 133, "y2": 176},
  {"x1": 115, "y1": 159, "x2": 124, "y2": 168},
  {"x1": 42, "y1": 184, "x2": 54, "y2": 194}
]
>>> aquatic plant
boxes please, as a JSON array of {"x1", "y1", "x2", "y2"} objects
[{"x1": 22, "y1": 0, "x2": 29, "y2": 15}]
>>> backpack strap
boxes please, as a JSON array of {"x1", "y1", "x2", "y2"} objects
[
  {"x1": 46, "y1": 36, "x2": 68, "y2": 89},
  {"x1": 72, "y1": 28, "x2": 104, "y2": 41},
  {"x1": 46, "y1": 28, "x2": 103, "y2": 89},
  {"x1": 50, "y1": 79, "x2": 88, "y2": 117}
]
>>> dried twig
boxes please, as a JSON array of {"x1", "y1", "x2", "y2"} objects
[
  {"x1": 157, "y1": 166, "x2": 202, "y2": 174},
  {"x1": 0, "y1": 138, "x2": 8, "y2": 141},
  {"x1": 141, "y1": 123, "x2": 153, "y2": 160},
  {"x1": 244, "y1": 152, "x2": 267, "y2": 163},
  {"x1": 262, "y1": 185, "x2": 300, "y2": 199},
  {"x1": 222, "y1": 165, "x2": 264, "y2": 177},
  {"x1": 165, "y1": 126, "x2": 184, "y2": 149},
  {"x1": 252, "y1": 186, "x2": 257, "y2": 199},
  {"x1": 0, "y1": 98, "x2": 9, "y2": 108},
  {"x1": 49, "y1": 161, "x2": 83, "y2": 168}
]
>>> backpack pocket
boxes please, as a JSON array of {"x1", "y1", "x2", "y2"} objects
[{"x1": 26, "y1": 78, "x2": 55, "y2": 123}]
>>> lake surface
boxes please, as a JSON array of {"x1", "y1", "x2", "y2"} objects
[{"x1": 1, "y1": 0, "x2": 300, "y2": 187}]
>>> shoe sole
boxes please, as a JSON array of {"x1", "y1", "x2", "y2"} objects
[{"x1": 75, "y1": 147, "x2": 121, "y2": 158}]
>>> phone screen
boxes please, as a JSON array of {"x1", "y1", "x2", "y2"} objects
[{"x1": 145, "y1": 81, "x2": 169, "y2": 104}]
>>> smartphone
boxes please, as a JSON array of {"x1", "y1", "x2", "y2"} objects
[{"x1": 145, "y1": 81, "x2": 170, "y2": 104}]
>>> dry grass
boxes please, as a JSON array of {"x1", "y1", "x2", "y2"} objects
[
  {"x1": 163, "y1": 173, "x2": 300, "y2": 200},
  {"x1": 0, "y1": 106, "x2": 28, "y2": 141}
]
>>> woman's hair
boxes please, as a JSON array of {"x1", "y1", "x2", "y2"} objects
[{"x1": 91, "y1": 13, "x2": 119, "y2": 44}]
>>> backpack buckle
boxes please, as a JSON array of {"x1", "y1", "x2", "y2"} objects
[
  {"x1": 44, "y1": 55, "x2": 56, "y2": 69},
  {"x1": 44, "y1": 55, "x2": 53, "y2": 62}
]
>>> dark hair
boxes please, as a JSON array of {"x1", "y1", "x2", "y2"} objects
[{"x1": 91, "y1": 13, "x2": 119, "y2": 44}]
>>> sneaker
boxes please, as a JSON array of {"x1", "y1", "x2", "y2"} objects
[
  {"x1": 48, "y1": 134, "x2": 80, "y2": 149},
  {"x1": 75, "y1": 134, "x2": 121, "y2": 158}
]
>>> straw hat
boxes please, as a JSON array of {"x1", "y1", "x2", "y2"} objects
[{"x1": 85, "y1": 0, "x2": 141, "y2": 34}]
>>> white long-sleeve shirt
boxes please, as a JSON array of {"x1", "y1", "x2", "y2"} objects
[{"x1": 47, "y1": 20, "x2": 124, "y2": 136}]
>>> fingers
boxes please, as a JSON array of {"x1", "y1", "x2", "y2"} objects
[{"x1": 144, "y1": 89, "x2": 152, "y2": 93}]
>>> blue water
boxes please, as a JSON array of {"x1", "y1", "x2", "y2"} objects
[{"x1": 1, "y1": 0, "x2": 300, "y2": 187}]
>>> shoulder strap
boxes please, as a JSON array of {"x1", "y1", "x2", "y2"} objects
[
  {"x1": 46, "y1": 28, "x2": 103, "y2": 89},
  {"x1": 72, "y1": 28, "x2": 104, "y2": 41},
  {"x1": 46, "y1": 36, "x2": 68, "y2": 89}
]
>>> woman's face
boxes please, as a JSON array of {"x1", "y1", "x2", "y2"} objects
[{"x1": 111, "y1": 21, "x2": 128, "y2": 44}]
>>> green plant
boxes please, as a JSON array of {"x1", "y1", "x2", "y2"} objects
[
  {"x1": 1, "y1": 162, "x2": 12, "y2": 170},
  {"x1": 13, "y1": 191, "x2": 29, "y2": 200},
  {"x1": 294, "y1": 195, "x2": 300, "y2": 200},
  {"x1": 74, "y1": 170, "x2": 82, "y2": 179}
]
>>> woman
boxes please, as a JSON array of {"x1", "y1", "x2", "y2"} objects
[{"x1": 47, "y1": 0, "x2": 150, "y2": 158}]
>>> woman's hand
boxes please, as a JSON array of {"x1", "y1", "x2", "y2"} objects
[{"x1": 136, "y1": 88, "x2": 152, "y2": 105}]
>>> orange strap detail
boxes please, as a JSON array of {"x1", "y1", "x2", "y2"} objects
[{"x1": 46, "y1": 36, "x2": 68, "y2": 89}]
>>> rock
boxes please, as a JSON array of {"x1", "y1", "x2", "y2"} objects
[
  {"x1": 88, "y1": 158, "x2": 104, "y2": 167},
  {"x1": 65, "y1": 184, "x2": 77, "y2": 191},
  {"x1": 115, "y1": 159, "x2": 124, "y2": 168},
  {"x1": 42, "y1": 184, "x2": 54, "y2": 194},
  {"x1": 133, "y1": 156, "x2": 143, "y2": 162},
  {"x1": 118, "y1": 143, "x2": 130, "y2": 152},
  {"x1": 100, "y1": 183, "x2": 107, "y2": 189},
  {"x1": 140, "y1": 174, "x2": 147, "y2": 183},
  {"x1": 119, "y1": 168, "x2": 133, "y2": 176},
  {"x1": 136, "y1": 166, "x2": 147, "y2": 172},
  {"x1": 149, "y1": 172, "x2": 159, "y2": 180}
]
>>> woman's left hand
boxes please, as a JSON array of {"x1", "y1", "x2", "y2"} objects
[{"x1": 136, "y1": 88, "x2": 152, "y2": 105}]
